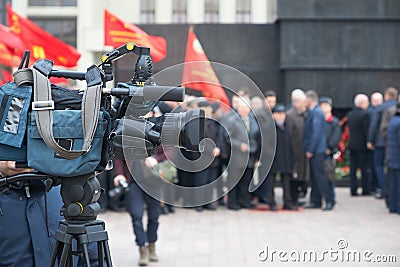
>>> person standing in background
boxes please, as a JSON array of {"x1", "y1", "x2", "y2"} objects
[
  {"x1": 386, "y1": 102, "x2": 400, "y2": 215},
  {"x1": 253, "y1": 91, "x2": 277, "y2": 204},
  {"x1": 286, "y1": 89, "x2": 309, "y2": 206},
  {"x1": 320, "y1": 97, "x2": 341, "y2": 207},
  {"x1": 347, "y1": 94, "x2": 371, "y2": 196},
  {"x1": 303, "y1": 90, "x2": 333, "y2": 211},
  {"x1": 367, "y1": 87, "x2": 398, "y2": 199},
  {"x1": 367, "y1": 92, "x2": 384, "y2": 195},
  {"x1": 114, "y1": 158, "x2": 161, "y2": 266},
  {"x1": 226, "y1": 97, "x2": 261, "y2": 210},
  {"x1": 265, "y1": 104, "x2": 297, "y2": 211}
]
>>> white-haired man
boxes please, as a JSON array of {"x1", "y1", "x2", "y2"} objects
[
  {"x1": 286, "y1": 89, "x2": 309, "y2": 205},
  {"x1": 347, "y1": 94, "x2": 371, "y2": 196}
]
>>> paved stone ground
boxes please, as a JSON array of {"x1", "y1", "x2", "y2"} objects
[{"x1": 99, "y1": 188, "x2": 400, "y2": 267}]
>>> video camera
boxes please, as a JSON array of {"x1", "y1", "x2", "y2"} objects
[
  {"x1": 50, "y1": 42, "x2": 205, "y2": 161},
  {"x1": 0, "y1": 42, "x2": 205, "y2": 221}
]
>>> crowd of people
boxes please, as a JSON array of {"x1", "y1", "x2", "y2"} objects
[
  {"x1": 95, "y1": 86, "x2": 400, "y2": 265},
  {"x1": 3, "y1": 85, "x2": 400, "y2": 267}
]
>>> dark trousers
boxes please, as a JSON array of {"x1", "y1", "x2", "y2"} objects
[
  {"x1": 266, "y1": 173, "x2": 293, "y2": 206},
  {"x1": 388, "y1": 169, "x2": 400, "y2": 214},
  {"x1": 310, "y1": 154, "x2": 332, "y2": 205},
  {"x1": 373, "y1": 147, "x2": 386, "y2": 190},
  {"x1": 253, "y1": 168, "x2": 268, "y2": 201},
  {"x1": 193, "y1": 167, "x2": 218, "y2": 206},
  {"x1": 228, "y1": 168, "x2": 254, "y2": 207},
  {"x1": 368, "y1": 150, "x2": 378, "y2": 191},
  {"x1": 177, "y1": 169, "x2": 195, "y2": 206},
  {"x1": 350, "y1": 150, "x2": 371, "y2": 195},
  {"x1": 126, "y1": 182, "x2": 160, "y2": 247},
  {"x1": 290, "y1": 180, "x2": 307, "y2": 203}
]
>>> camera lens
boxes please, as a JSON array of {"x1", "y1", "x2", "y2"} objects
[{"x1": 161, "y1": 109, "x2": 205, "y2": 152}]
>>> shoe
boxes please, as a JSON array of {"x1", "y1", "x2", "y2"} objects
[
  {"x1": 218, "y1": 199, "x2": 225, "y2": 206},
  {"x1": 139, "y1": 246, "x2": 149, "y2": 266},
  {"x1": 323, "y1": 202, "x2": 334, "y2": 211},
  {"x1": 228, "y1": 204, "x2": 241, "y2": 211},
  {"x1": 304, "y1": 203, "x2": 322, "y2": 209},
  {"x1": 259, "y1": 197, "x2": 269, "y2": 204},
  {"x1": 294, "y1": 201, "x2": 305, "y2": 207},
  {"x1": 375, "y1": 190, "x2": 384, "y2": 199},
  {"x1": 351, "y1": 191, "x2": 359, "y2": 197},
  {"x1": 195, "y1": 207, "x2": 204, "y2": 212},
  {"x1": 283, "y1": 204, "x2": 298, "y2": 211},
  {"x1": 269, "y1": 205, "x2": 278, "y2": 211},
  {"x1": 203, "y1": 204, "x2": 217, "y2": 210},
  {"x1": 240, "y1": 203, "x2": 256, "y2": 209},
  {"x1": 148, "y1": 243, "x2": 158, "y2": 262},
  {"x1": 362, "y1": 191, "x2": 371, "y2": 196},
  {"x1": 160, "y1": 206, "x2": 169, "y2": 215},
  {"x1": 167, "y1": 205, "x2": 175, "y2": 213},
  {"x1": 298, "y1": 191, "x2": 306, "y2": 198}
]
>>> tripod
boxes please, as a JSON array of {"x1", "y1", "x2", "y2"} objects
[{"x1": 46, "y1": 173, "x2": 113, "y2": 267}]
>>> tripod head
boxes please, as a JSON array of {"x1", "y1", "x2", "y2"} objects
[{"x1": 0, "y1": 172, "x2": 102, "y2": 222}]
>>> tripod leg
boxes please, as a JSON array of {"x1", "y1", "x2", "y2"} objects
[
  {"x1": 49, "y1": 240, "x2": 62, "y2": 267},
  {"x1": 82, "y1": 243, "x2": 91, "y2": 267},
  {"x1": 98, "y1": 241, "x2": 104, "y2": 267},
  {"x1": 68, "y1": 248, "x2": 73, "y2": 267},
  {"x1": 59, "y1": 243, "x2": 71, "y2": 267},
  {"x1": 103, "y1": 241, "x2": 113, "y2": 267}
]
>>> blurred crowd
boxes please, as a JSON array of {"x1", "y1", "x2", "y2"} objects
[
  {"x1": 99, "y1": 86, "x2": 400, "y2": 216},
  {"x1": 93, "y1": 86, "x2": 400, "y2": 265}
]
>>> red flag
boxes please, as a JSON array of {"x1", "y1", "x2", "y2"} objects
[
  {"x1": 0, "y1": 43, "x2": 21, "y2": 67},
  {"x1": 0, "y1": 24, "x2": 25, "y2": 53},
  {"x1": 0, "y1": 69, "x2": 12, "y2": 85},
  {"x1": 104, "y1": 9, "x2": 167, "y2": 62},
  {"x1": 7, "y1": 4, "x2": 81, "y2": 67},
  {"x1": 0, "y1": 24, "x2": 26, "y2": 67},
  {"x1": 182, "y1": 27, "x2": 230, "y2": 109}
]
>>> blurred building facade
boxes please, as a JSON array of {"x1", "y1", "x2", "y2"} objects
[
  {"x1": 2, "y1": 0, "x2": 399, "y2": 108},
  {"x1": 6, "y1": 0, "x2": 277, "y2": 77}
]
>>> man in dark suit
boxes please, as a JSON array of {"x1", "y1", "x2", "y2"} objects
[
  {"x1": 286, "y1": 89, "x2": 309, "y2": 205},
  {"x1": 347, "y1": 94, "x2": 371, "y2": 196},
  {"x1": 226, "y1": 97, "x2": 261, "y2": 210},
  {"x1": 303, "y1": 90, "x2": 333, "y2": 211},
  {"x1": 367, "y1": 87, "x2": 398, "y2": 199},
  {"x1": 193, "y1": 101, "x2": 223, "y2": 211},
  {"x1": 266, "y1": 104, "x2": 297, "y2": 211}
]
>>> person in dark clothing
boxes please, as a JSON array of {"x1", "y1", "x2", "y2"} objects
[
  {"x1": 0, "y1": 161, "x2": 102, "y2": 267},
  {"x1": 303, "y1": 90, "x2": 333, "y2": 211},
  {"x1": 386, "y1": 102, "x2": 400, "y2": 214},
  {"x1": 226, "y1": 97, "x2": 261, "y2": 210},
  {"x1": 211, "y1": 103, "x2": 230, "y2": 206},
  {"x1": 193, "y1": 101, "x2": 223, "y2": 211},
  {"x1": 367, "y1": 87, "x2": 398, "y2": 198},
  {"x1": 114, "y1": 158, "x2": 161, "y2": 266},
  {"x1": 252, "y1": 91, "x2": 277, "y2": 204},
  {"x1": 320, "y1": 97, "x2": 341, "y2": 205},
  {"x1": 286, "y1": 89, "x2": 309, "y2": 205},
  {"x1": 347, "y1": 94, "x2": 371, "y2": 196},
  {"x1": 367, "y1": 92, "x2": 384, "y2": 193},
  {"x1": 266, "y1": 104, "x2": 297, "y2": 211}
]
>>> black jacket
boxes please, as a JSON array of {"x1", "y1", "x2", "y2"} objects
[
  {"x1": 347, "y1": 107, "x2": 370, "y2": 151},
  {"x1": 325, "y1": 115, "x2": 341, "y2": 155},
  {"x1": 270, "y1": 122, "x2": 294, "y2": 174}
]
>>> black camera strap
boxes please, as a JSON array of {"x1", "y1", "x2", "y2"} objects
[{"x1": 29, "y1": 60, "x2": 102, "y2": 159}]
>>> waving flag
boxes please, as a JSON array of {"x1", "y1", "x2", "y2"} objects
[
  {"x1": 7, "y1": 3, "x2": 81, "y2": 67},
  {"x1": 104, "y1": 9, "x2": 167, "y2": 62},
  {"x1": 182, "y1": 27, "x2": 230, "y2": 109},
  {"x1": 0, "y1": 24, "x2": 25, "y2": 67}
]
